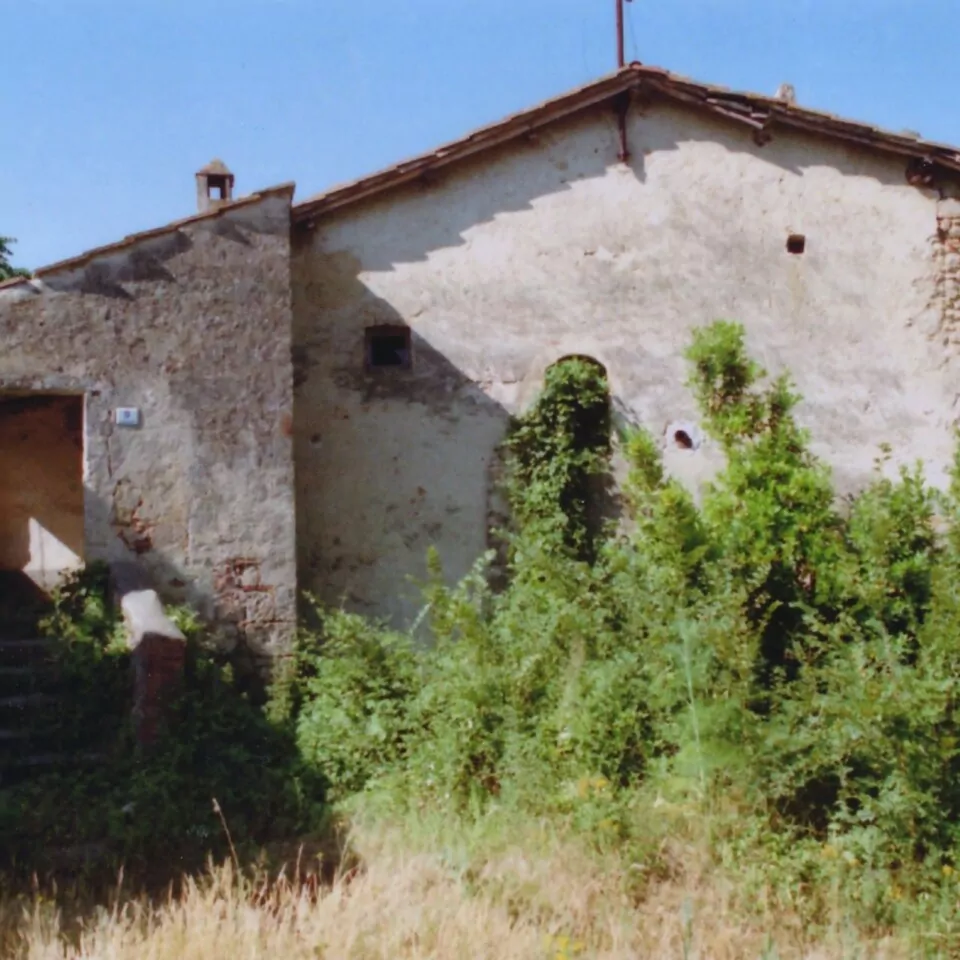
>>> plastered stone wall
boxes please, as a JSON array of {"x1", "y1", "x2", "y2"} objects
[
  {"x1": 293, "y1": 98, "x2": 960, "y2": 627},
  {"x1": 0, "y1": 190, "x2": 298, "y2": 657}
]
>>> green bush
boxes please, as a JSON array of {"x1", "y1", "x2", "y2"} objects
[
  {"x1": 17, "y1": 320, "x2": 960, "y2": 928},
  {"x1": 0, "y1": 568, "x2": 319, "y2": 878},
  {"x1": 283, "y1": 322, "x2": 960, "y2": 925},
  {"x1": 33, "y1": 563, "x2": 133, "y2": 756},
  {"x1": 293, "y1": 607, "x2": 420, "y2": 801}
]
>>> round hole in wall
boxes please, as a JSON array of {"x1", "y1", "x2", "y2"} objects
[{"x1": 665, "y1": 420, "x2": 702, "y2": 451}]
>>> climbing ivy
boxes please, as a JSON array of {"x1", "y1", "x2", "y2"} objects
[{"x1": 500, "y1": 357, "x2": 612, "y2": 562}]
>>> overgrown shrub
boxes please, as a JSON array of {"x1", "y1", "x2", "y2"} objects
[
  {"x1": 293, "y1": 607, "x2": 420, "y2": 801},
  {"x1": 0, "y1": 568, "x2": 319, "y2": 879},
  {"x1": 285, "y1": 321, "x2": 960, "y2": 924},
  {"x1": 33, "y1": 563, "x2": 132, "y2": 756},
  {"x1": 14, "y1": 320, "x2": 960, "y2": 928}
]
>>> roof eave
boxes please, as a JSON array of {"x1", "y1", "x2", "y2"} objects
[
  {"x1": 293, "y1": 62, "x2": 960, "y2": 226},
  {"x1": 292, "y1": 70, "x2": 639, "y2": 223},
  {"x1": 2, "y1": 183, "x2": 295, "y2": 289}
]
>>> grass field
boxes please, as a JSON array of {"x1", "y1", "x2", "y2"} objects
[{"x1": 0, "y1": 808, "x2": 945, "y2": 960}]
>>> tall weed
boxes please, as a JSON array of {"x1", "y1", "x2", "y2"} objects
[{"x1": 284, "y1": 323, "x2": 960, "y2": 930}]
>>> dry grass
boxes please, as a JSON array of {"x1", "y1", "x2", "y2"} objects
[{"x1": 0, "y1": 817, "x2": 928, "y2": 960}]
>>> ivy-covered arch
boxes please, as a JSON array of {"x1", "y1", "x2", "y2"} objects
[{"x1": 501, "y1": 355, "x2": 612, "y2": 563}]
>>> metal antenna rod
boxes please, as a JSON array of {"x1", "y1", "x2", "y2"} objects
[{"x1": 616, "y1": 0, "x2": 633, "y2": 68}]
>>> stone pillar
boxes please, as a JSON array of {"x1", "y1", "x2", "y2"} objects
[{"x1": 121, "y1": 589, "x2": 187, "y2": 747}]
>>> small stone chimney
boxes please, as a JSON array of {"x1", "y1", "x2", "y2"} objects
[{"x1": 195, "y1": 158, "x2": 235, "y2": 213}]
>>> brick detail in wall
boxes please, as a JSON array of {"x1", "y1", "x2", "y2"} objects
[
  {"x1": 211, "y1": 557, "x2": 293, "y2": 653},
  {"x1": 132, "y1": 634, "x2": 186, "y2": 746}
]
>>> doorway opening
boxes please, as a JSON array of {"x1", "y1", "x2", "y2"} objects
[{"x1": 0, "y1": 394, "x2": 85, "y2": 635}]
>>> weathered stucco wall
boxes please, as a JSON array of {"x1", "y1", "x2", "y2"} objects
[
  {"x1": 293, "y1": 97, "x2": 958, "y2": 626},
  {"x1": 0, "y1": 190, "x2": 298, "y2": 657}
]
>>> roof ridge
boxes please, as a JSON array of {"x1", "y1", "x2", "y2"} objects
[
  {"x1": 1, "y1": 183, "x2": 295, "y2": 289},
  {"x1": 293, "y1": 63, "x2": 960, "y2": 224}
]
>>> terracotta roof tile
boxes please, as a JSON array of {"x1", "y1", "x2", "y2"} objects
[
  {"x1": 7, "y1": 63, "x2": 958, "y2": 287},
  {"x1": 293, "y1": 62, "x2": 960, "y2": 223},
  {"x1": 0, "y1": 183, "x2": 294, "y2": 290}
]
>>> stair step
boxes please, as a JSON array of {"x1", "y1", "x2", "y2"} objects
[
  {"x1": 0, "y1": 694, "x2": 56, "y2": 709},
  {"x1": 12, "y1": 751, "x2": 106, "y2": 768},
  {"x1": 0, "y1": 666, "x2": 38, "y2": 678},
  {"x1": 0, "y1": 638, "x2": 55, "y2": 655},
  {"x1": 0, "y1": 643, "x2": 55, "y2": 672}
]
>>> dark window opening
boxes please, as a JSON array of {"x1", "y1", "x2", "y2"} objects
[
  {"x1": 366, "y1": 326, "x2": 412, "y2": 369},
  {"x1": 674, "y1": 429, "x2": 694, "y2": 449},
  {"x1": 906, "y1": 157, "x2": 936, "y2": 187},
  {"x1": 787, "y1": 234, "x2": 806, "y2": 255}
]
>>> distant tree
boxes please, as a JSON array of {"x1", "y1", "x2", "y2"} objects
[{"x1": 0, "y1": 236, "x2": 30, "y2": 281}]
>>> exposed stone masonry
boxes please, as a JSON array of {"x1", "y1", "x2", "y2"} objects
[
  {"x1": 0, "y1": 188, "x2": 298, "y2": 660},
  {"x1": 934, "y1": 199, "x2": 960, "y2": 344}
]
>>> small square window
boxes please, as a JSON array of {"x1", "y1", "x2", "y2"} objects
[
  {"x1": 366, "y1": 325, "x2": 412, "y2": 369},
  {"x1": 787, "y1": 234, "x2": 806, "y2": 255}
]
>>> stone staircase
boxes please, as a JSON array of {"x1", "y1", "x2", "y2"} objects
[
  {"x1": 0, "y1": 571, "x2": 188, "y2": 789},
  {"x1": 0, "y1": 571, "x2": 62, "y2": 786}
]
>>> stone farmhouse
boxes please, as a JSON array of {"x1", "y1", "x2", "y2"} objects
[{"x1": 3, "y1": 62, "x2": 960, "y2": 661}]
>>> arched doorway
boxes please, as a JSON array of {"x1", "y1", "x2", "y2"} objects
[{"x1": 505, "y1": 354, "x2": 613, "y2": 563}]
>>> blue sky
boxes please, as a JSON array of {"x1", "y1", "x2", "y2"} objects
[{"x1": 3, "y1": 0, "x2": 958, "y2": 269}]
